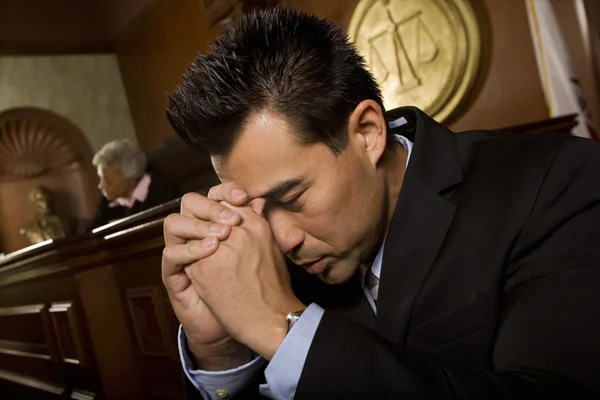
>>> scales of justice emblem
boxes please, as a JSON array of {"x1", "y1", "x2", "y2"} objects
[{"x1": 349, "y1": 0, "x2": 482, "y2": 122}]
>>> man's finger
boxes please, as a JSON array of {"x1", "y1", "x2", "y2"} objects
[
  {"x1": 224, "y1": 200, "x2": 266, "y2": 220},
  {"x1": 248, "y1": 198, "x2": 267, "y2": 216},
  {"x1": 164, "y1": 213, "x2": 232, "y2": 246},
  {"x1": 180, "y1": 192, "x2": 242, "y2": 225},
  {"x1": 162, "y1": 237, "x2": 220, "y2": 279},
  {"x1": 207, "y1": 182, "x2": 248, "y2": 206},
  {"x1": 222, "y1": 201, "x2": 271, "y2": 235}
]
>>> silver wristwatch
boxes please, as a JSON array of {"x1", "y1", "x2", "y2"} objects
[{"x1": 286, "y1": 310, "x2": 305, "y2": 333}]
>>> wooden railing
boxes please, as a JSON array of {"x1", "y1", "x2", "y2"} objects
[{"x1": 0, "y1": 200, "x2": 181, "y2": 400}]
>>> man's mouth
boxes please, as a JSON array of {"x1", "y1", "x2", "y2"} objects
[{"x1": 300, "y1": 257, "x2": 327, "y2": 274}]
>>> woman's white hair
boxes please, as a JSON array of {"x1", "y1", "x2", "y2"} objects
[{"x1": 92, "y1": 139, "x2": 147, "y2": 180}]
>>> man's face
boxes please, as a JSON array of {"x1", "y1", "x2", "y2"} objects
[
  {"x1": 216, "y1": 111, "x2": 388, "y2": 284},
  {"x1": 97, "y1": 164, "x2": 130, "y2": 201}
]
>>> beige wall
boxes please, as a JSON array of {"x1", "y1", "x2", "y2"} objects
[{"x1": 0, "y1": 54, "x2": 137, "y2": 151}]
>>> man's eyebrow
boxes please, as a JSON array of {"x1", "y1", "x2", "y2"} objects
[{"x1": 254, "y1": 177, "x2": 303, "y2": 200}]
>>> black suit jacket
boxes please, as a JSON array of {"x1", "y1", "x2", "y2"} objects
[{"x1": 185, "y1": 107, "x2": 600, "y2": 399}]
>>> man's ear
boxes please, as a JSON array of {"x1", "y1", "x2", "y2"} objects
[{"x1": 347, "y1": 99, "x2": 387, "y2": 166}]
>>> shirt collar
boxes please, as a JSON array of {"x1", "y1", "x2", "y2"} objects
[{"x1": 109, "y1": 173, "x2": 152, "y2": 209}]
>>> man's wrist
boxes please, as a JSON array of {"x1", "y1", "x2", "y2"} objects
[
  {"x1": 189, "y1": 339, "x2": 253, "y2": 371},
  {"x1": 246, "y1": 300, "x2": 307, "y2": 361}
]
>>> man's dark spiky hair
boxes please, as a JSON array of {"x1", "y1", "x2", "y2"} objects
[{"x1": 166, "y1": 6, "x2": 384, "y2": 156}]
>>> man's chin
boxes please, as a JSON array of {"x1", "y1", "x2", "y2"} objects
[{"x1": 318, "y1": 264, "x2": 355, "y2": 285}]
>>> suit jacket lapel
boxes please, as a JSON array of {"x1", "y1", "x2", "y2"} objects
[{"x1": 376, "y1": 107, "x2": 462, "y2": 345}]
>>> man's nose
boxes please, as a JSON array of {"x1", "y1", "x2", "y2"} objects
[{"x1": 268, "y1": 212, "x2": 304, "y2": 256}]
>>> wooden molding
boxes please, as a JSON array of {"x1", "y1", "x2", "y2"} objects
[
  {"x1": 70, "y1": 388, "x2": 97, "y2": 400},
  {"x1": 49, "y1": 301, "x2": 88, "y2": 366},
  {"x1": 0, "y1": 202, "x2": 175, "y2": 288},
  {"x1": 0, "y1": 303, "x2": 59, "y2": 362},
  {"x1": 499, "y1": 113, "x2": 578, "y2": 135},
  {"x1": 0, "y1": 339, "x2": 50, "y2": 360},
  {"x1": 0, "y1": 368, "x2": 65, "y2": 395},
  {"x1": 0, "y1": 303, "x2": 45, "y2": 316},
  {"x1": 92, "y1": 201, "x2": 178, "y2": 237},
  {"x1": 0, "y1": 251, "x2": 68, "y2": 288}
]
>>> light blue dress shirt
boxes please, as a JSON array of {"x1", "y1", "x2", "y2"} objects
[{"x1": 179, "y1": 130, "x2": 413, "y2": 400}]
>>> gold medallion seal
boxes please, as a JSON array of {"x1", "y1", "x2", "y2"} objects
[{"x1": 349, "y1": 0, "x2": 481, "y2": 122}]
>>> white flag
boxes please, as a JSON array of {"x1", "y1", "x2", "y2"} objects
[{"x1": 526, "y1": 0, "x2": 597, "y2": 140}]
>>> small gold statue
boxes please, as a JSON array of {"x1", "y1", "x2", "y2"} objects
[{"x1": 20, "y1": 186, "x2": 70, "y2": 244}]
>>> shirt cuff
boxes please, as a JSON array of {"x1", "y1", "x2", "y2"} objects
[
  {"x1": 178, "y1": 325, "x2": 266, "y2": 400},
  {"x1": 260, "y1": 303, "x2": 325, "y2": 399}
]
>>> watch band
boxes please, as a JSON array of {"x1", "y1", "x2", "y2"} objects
[{"x1": 286, "y1": 309, "x2": 305, "y2": 332}]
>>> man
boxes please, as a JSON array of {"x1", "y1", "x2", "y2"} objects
[{"x1": 162, "y1": 7, "x2": 600, "y2": 399}]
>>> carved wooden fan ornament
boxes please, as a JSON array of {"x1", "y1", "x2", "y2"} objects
[{"x1": 0, "y1": 117, "x2": 81, "y2": 179}]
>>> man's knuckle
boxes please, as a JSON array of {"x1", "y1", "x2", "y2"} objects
[
  {"x1": 194, "y1": 220, "x2": 206, "y2": 234},
  {"x1": 207, "y1": 186, "x2": 219, "y2": 199},
  {"x1": 181, "y1": 192, "x2": 197, "y2": 206},
  {"x1": 235, "y1": 226, "x2": 253, "y2": 244},
  {"x1": 163, "y1": 214, "x2": 178, "y2": 232},
  {"x1": 162, "y1": 246, "x2": 174, "y2": 261},
  {"x1": 208, "y1": 201, "x2": 224, "y2": 219}
]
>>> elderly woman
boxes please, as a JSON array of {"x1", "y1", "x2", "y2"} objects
[{"x1": 87, "y1": 139, "x2": 180, "y2": 230}]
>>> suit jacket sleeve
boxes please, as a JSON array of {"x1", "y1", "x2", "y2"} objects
[{"x1": 295, "y1": 138, "x2": 600, "y2": 399}]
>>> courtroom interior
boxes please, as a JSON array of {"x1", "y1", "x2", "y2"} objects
[{"x1": 0, "y1": 0, "x2": 599, "y2": 399}]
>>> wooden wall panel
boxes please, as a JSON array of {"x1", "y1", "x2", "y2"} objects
[
  {"x1": 116, "y1": 0, "x2": 221, "y2": 154},
  {"x1": 447, "y1": 0, "x2": 548, "y2": 132},
  {"x1": 110, "y1": 233, "x2": 183, "y2": 400},
  {"x1": 0, "y1": 273, "x2": 102, "y2": 399},
  {"x1": 126, "y1": 286, "x2": 178, "y2": 360},
  {"x1": 76, "y1": 266, "x2": 144, "y2": 400}
]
